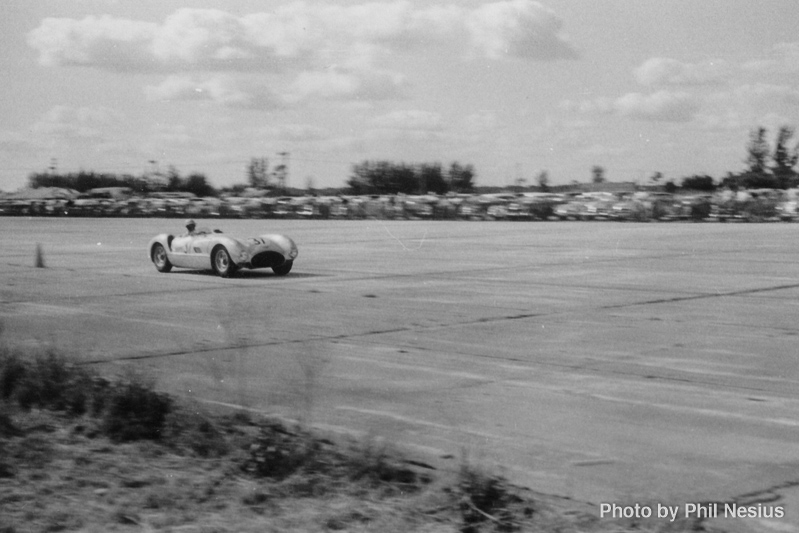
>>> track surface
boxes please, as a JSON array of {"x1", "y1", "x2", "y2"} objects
[{"x1": 3, "y1": 218, "x2": 799, "y2": 520}]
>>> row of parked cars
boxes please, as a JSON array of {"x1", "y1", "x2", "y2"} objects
[{"x1": 2, "y1": 188, "x2": 798, "y2": 222}]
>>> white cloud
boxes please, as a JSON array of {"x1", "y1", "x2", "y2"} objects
[
  {"x1": 145, "y1": 75, "x2": 283, "y2": 109},
  {"x1": 466, "y1": 0, "x2": 578, "y2": 60},
  {"x1": 371, "y1": 110, "x2": 444, "y2": 130},
  {"x1": 31, "y1": 105, "x2": 124, "y2": 140},
  {"x1": 28, "y1": 1, "x2": 579, "y2": 73},
  {"x1": 257, "y1": 124, "x2": 330, "y2": 142},
  {"x1": 151, "y1": 9, "x2": 253, "y2": 66},
  {"x1": 635, "y1": 57, "x2": 729, "y2": 86},
  {"x1": 613, "y1": 91, "x2": 698, "y2": 122},
  {"x1": 289, "y1": 68, "x2": 407, "y2": 102},
  {"x1": 564, "y1": 91, "x2": 698, "y2": 123},
  {"x1": 27, "y1": 15, "x2": 158, "y2": 70},
  {"x1": 366, "y1": 109, "x2": 447, "y2": 145}
]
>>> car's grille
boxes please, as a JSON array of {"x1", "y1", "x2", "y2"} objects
[{"x1": 251, "y1": 251, "x2": 284, "y2": 269}]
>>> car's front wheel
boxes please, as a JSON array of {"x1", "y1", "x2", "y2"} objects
[
  {"x1": 212, "y1": 246, "x2": 237, "y2": 278},
  {"x1": 272, "y1": 260, "x2": 293, "y2": 276},
  {"x1": 152, "y1": 243, "x2": 172, "y2": 273}
]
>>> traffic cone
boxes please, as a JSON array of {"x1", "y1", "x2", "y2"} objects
[{"x1": 35, "y1": 243, "x2": 45, "y2": 268}]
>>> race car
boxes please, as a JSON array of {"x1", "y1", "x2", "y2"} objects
[{"x1": 148, "y1": 221, "x2": 298, "y2": 277}]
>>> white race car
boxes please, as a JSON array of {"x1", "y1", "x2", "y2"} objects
[{"x1": 148, "y1": 223, "x2": 298, "y2": 277}]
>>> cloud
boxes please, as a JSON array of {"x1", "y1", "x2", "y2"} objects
[
  {"x1": 289, "y1": 68, "x2": 407, "y2": 102},
  {"x1": 564, "y1": 91, "x2": 698, "y2": 122},
  {"x1": 613, "y1": 91, "x2": 698, "y2": 122},
  {"x1": 257, "y1": 124, "x2": 330, "y2": 142},
  {"x1": 371, "y1": 110, "x2": 444, "y2": 130},
  {"x1": 635, "y1": 57, "x2": 729, "y2": 86},
  {"x1": 27, "y1": 15, "x2": 159, "y2": 71},
  {"x1": 743, "y1": 41, "x2": 799, "y2": 75},
  {"x1": 145, "y1": 75, "x2": 283, "y2": 109},
  {"x1": 465, "y1": 0, "x2": 578, "y2": 60},
  {"x1": 366, "y1": 109, "x2": 446, "y2": 144},
  {"x1": 28, "y1": 1, "x2": 579, "y2": 73},
  {"x1": 31, "y1": 105, "x2": 124, "y2": 140}
]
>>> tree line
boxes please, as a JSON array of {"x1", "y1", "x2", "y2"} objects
[
  {"x1": 346, "y1": 161, "x2": 475, "y2": 195},
  {"x1": 670, "y1": 126, "x2": 799, "y2": 192},
  {"x1": 24, "y1": 126, "x2": 799, "y2": 196},
  {"x1": 28, "y1": 167, "x2": 216, "y2": 197}
]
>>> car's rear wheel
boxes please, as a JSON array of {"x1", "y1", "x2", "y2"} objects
[
  {"x1": 212, "y1": 246, "x2": 236, "y2": 278},
  {"x1": 272, "y1": 260, "x2": 293, "y2": 276},
  {"x1": 152, "y1": 243, "x2": 172, "y2": 273}
]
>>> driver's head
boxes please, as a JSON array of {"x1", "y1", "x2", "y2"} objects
[{"x1": 185, "y1": 219, "x2": 196, "y2": 230}]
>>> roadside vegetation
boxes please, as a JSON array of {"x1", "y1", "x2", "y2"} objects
[{"x1": 0, "y1": 342, "x2": 612, "y2": 533}]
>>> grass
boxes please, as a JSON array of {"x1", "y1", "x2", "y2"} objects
[{"x1": 0, "y1": 343, "x2": 704, "y2": 533}]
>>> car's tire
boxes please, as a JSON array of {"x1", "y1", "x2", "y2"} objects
[
  {"x1": 212, "y1": 246, "x2": 236, "y2": 278},
  {"x1": 272, "y1": 260, "x2": 293, "y2": 276},
  {"x1": 151, "y1": 243, "x2": 172, "y2": 273}
]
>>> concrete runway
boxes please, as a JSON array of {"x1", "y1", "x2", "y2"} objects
[{"x1": 3, "y1": 218, "x2": 799, "y2": 524}]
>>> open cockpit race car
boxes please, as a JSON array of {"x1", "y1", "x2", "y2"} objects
[{"x1": 148, "y1": 221, "x2": 298, "y2": 277}]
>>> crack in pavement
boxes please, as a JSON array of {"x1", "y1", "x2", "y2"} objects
[{"x1": 601, "y1": 282, "x2": 799, "y2": 309}]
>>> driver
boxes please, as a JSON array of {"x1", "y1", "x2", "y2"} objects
[{"x1": 185, "y1": 219, "x2": 196, "y2": 235}]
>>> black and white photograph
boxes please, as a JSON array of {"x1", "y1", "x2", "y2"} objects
[{"x1": 1, "y1": 1, "x2": 798, "y2": 531}]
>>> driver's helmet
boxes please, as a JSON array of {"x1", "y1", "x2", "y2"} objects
[{"x1": 185, "y1": 219, "x2": 196, "y2": 229}]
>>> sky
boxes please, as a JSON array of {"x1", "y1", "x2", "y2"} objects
[{"x1": 2, "y1": 0, "x2": 799, "y2": 192}]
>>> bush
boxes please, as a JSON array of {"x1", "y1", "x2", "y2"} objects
[
  {"x1": 2, "y1": 351, "x2": 84, "y2": 414},
  {"x1": 103, "y1": 377, "x2": 172, "y2": 442},
  {"x1": 457, "y1": 463, "x2": 522, "y2": 533},
  {"x1": 243, "y1": 422, "x2": 317, "y2": 480},
  {"x1": 0, "y1": 352, "x2": 26, "y2": 401},
  {"x1": 162, "y1": 405, "x2": 229, "y2": 458},
  {"x1": 0, "y1": 347, "x2": 172, "y2": 442}
]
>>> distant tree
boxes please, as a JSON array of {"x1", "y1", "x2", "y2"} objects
[
  {"x1": 390, "y1": 164, "x2": 418, "y2": 194},
  {"x1": 591, "y1": 165, "x2": 606, "y2": 184},
  {"x1": 681, "y1": 174, "x2": 716, "y2": 191},
  {"x1": 348, "y1": 160, "x2": 456, "y2": 195},
  {"x1": 448, "y1": 162, "x2": 475, "y2": 193},
  {"x1": 664, "y1": 181, "x2": 678, "y2": 193},
  {"x1": 745, "y1": 127, "x2": 770, "y2": 175},
  {"x1": 120, "y1": 174, "x2": 151, "y2": 194},
  {"x1": 772, "y1": 126, "x2": 799, "y2": 188},
  {"x1": 222, "y1": 183, "x2": 247, "y2": 195},
  {"x1": 536, "y1": 170, "x2": 550, "y2": 192},
  {"x1": 247, "y1": 157, "x2": 269, "y2": 189},
  {"x1": 184, "y1": 173, "x2": 216, "y2": 197},
  {"x1": 165, "y1": 166, "x2": 183, "y2": 192},
  {"x1": 419, "y1": 163, "x2": 447, "y2": 194}
]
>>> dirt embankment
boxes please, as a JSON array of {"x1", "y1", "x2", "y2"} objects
[{"x1": 0, "y1": 349, "x2": 636, "y2": 533}]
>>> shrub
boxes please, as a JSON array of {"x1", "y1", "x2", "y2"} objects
[
  {"x1": 0, "y1": 349, "x2": 109, "y2": 416},
  {"x1": 162, "y1": 405, "x2": 229, "y2": 458},
  {"x1": 103, "y1": 377, "x2": 172, "y2": 442},
  {"x1": 0, "y1": 352, "x2": 27, "y2": 401},
  {"x1": 1, "y1": 346, "x2": 173, "y2": 443},
  {"x1": 457, "y1": 463, "x2": 521, "y2": 533},
  {"x1": 243, "y1": 422, "x2": 317, "y2": 480}
]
